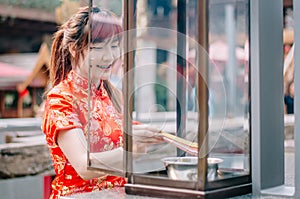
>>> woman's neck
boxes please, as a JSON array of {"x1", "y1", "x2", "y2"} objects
[{"x1": 73, "y1": 68, "x2": 102, "y2": 89}]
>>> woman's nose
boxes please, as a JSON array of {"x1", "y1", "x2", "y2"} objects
[{"x1": 102, "y1": 47, "x2": 114, "y2": 62}]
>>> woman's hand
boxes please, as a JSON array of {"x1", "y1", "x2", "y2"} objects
[
  {"x1": 131, "y1": 124, "x2": 164, "y2": 154},
  {"x1": 132, "y1": 124, "x2": 164, "y2": 144}
]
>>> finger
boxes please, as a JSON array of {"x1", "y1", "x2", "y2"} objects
[
  {"x1": 133, "y1": 131, "x2": 164, "y2": 141},
  {"x1": 133, "y1": 129, "x2": 164, "y2": 138},
  {"x1": 133, "y1": 124, "x2": 161, "y2": 133},
  {"x1": 132, "y1": 129, "x2": 155, "y2": 138},
  {"x1": 133, "y1": 137, "x2": 164, "y2": 144}
]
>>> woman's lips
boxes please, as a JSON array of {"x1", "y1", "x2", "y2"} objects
[{"x1": 96, "y1": 64, "x2": 112, "y2": 69}]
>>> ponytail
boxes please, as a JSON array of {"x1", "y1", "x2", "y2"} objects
[
  {"x1": 50, "y1": 28, "x2": 72, "y2": 87},
  {"x1": 49, "y1": 7, "x2": 90, "y2": 87}
]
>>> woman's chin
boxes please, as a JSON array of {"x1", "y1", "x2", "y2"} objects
[
  {"x1": 99, "y1": 76, "x2": 110, "y2": 80},
  {"x1": 91, "y1": 68, "x2": 112, "y2": 81},
  {"x1": 98, "y1": 72, "x2": 111, "y2": 80}
]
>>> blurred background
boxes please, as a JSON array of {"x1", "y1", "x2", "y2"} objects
[{"x1": 0, "y1": 0, "x2": 295, "y2": 199}]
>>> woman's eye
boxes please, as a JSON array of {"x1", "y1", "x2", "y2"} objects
[
  {"x1": 112, "y1": 45, "x2": 119, "y2": 48},
  {"x1": 91, "y1": 47, "x2": 103, "y2": 50}
]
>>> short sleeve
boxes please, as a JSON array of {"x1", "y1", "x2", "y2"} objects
[{"x1": 42, "y1": 92, "x2": 82, "y2": 146}]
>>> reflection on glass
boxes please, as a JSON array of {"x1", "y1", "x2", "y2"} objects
[
  {"x1": 131, "y1": 0, "x2": 179, "y2": 176},
  {"x1": 208, "y1": 0, "x2": 250, "y2": 180},
  {"x1": 87, "y1": 0, "x2": 250, "y2": 183},
  {"x1": 87, "y1": 0, "x2": 125, "y2": 175}
]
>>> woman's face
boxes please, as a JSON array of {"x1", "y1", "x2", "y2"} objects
[{"x1": 77, "y1": 36, "x2": 120, "y2": 85}]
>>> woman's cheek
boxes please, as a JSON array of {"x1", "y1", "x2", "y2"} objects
[{"x1": 113, "y1": 48, "x2": 121, "y2": 59}]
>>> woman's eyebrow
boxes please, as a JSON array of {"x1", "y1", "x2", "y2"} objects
[
  {"x1": 91, "y1": 42, "x2": 105, "y2": 47},
  {"x1": 111, "y1": 37, "x2": 119, "y2": 43}
]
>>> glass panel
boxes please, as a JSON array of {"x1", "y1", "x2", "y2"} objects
[
  {"x1": 130, "y1": 0, "x2": 209, "y2": 183},
  {"x1": 87, "y1": 0, "x2": 250, "y2": 185},
  {"x1": 122, "y1": 0, "x2": 251, "y2": 184},
  {"x1": 87, "y1": 0, "x2": 125, "y2": 175},
  {"x1": 207, "y1": 0, "x2": 250, "y2": 181},
  {"x1": 131, "y1": 0, "x2": 179, "y2": 176}
]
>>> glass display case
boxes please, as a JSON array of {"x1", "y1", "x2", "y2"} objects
[{"x1": 87, "y1": 0, "x2": 251, "y2": 198}]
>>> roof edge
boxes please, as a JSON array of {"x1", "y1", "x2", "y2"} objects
[{"x1": 0, "y1": 4, "x2": 57, "y2": 23}]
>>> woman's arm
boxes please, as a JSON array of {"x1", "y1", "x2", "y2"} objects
[
  {"x1": 57, "y1": 125, "x2": 163, "y2": 180},
  {"x1": 57, "y1": 128, "x2": 123, "y2": 180}
]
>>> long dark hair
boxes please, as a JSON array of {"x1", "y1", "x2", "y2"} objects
[{"x1": 49, "y1": 6, "x2": 123, "y2": 112}]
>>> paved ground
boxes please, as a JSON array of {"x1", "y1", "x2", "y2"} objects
[
  {"x1": 230, "y1": 139, "x2": 295, "y2": 199},
  {"x1": 62, "y1": 139, "x2": 296, "y2": 199}
]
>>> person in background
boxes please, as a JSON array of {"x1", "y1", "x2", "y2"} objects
[
  {"x1": 42, "y1": 6, "x2": 163, "y2": 199},
  {"x1": 284, "y1": 80, "x2": 294, "y2": 114}
]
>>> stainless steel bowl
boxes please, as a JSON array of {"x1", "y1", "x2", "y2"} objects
[{"x1": 162, "y1": 157, "x2": 223, "y2": 181}]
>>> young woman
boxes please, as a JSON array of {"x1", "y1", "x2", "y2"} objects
[{"x1": 42, "y1": 6, "x2": 163, "y2": 199}]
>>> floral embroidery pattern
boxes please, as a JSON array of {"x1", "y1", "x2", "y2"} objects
[{"x1": 42, "y1": 71, "x2": 126, "y2": 199}]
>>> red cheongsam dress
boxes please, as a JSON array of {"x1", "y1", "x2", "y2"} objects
[{"x1": 42, "y1": 71, "x2": 126, "y2": 199}]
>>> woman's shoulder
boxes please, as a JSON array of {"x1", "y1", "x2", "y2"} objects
[{"x1": 47, "y1": 81, "x2": 74, "y2": 101}]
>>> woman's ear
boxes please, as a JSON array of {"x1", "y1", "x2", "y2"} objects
[{"x1": 68, "y1": 43, "x2": 76, "y2": 58}]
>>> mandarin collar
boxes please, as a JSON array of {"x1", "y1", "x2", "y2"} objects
[{"x1": 67, "y1": 70, "x2": 106, "y2": 97}]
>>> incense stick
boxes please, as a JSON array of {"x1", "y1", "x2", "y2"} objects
[{"x1": 160, "y1": 131, "x2": 198, "y2": 156}]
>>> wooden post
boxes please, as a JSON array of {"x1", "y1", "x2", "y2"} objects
[
  {"x1": 32, "y1": 88, "x2": 36, "y2": 115},
  {"x1": 0, "y1": 91, "x2": 4, "y2": 117},
  {"x1": 43, "y1": 175, "x2": 53, "y2": 199},
  {"x1": 17, "y1": 96, "x2": 23, "y2": 118},
  {"x1": 197, "y1": 0, "x2": 209, "y2": 190}
]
